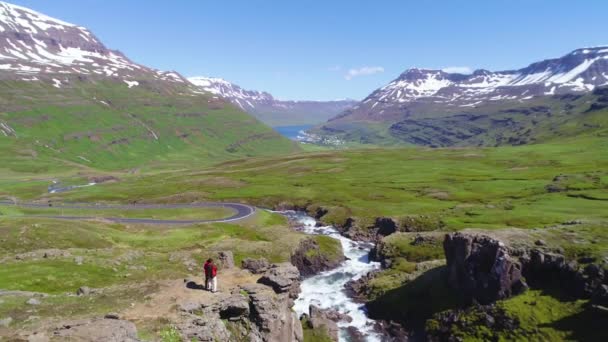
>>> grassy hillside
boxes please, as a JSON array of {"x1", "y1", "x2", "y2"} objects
[{"x1": 0, "y1": 78, "x2": 299, "y2": 174}]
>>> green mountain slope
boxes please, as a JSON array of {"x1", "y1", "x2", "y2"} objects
[{"x1": 0, "y1": 77, "x2": 299, "y2": 173}]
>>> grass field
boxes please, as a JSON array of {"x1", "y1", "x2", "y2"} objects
[{"x1": 39, "y1": 135, "x2": 607, "y2": 235}]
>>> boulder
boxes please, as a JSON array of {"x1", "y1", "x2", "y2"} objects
[
  {"x1": 51, "y1": 318, "x2": 141, "y2": 341},
  {"x1": 76, "y1": 286, "x2": 91, "y2": 296},
  {"x1": 257, "y1": 263, "x2": 301, "y2": 298},
  {"x1": 217, "y1": 251, "x2": 234, "y2": 269},
  {"x1": 290, "y1": 238, "x2": 344, "y2": 277},
  {"x1": 443, "y1": 233, "x2": 527, "y2": 304},
  {"x1": 374, "y1": 217, "x2": 397, "y2": 237},
  {"x1": 241, "y1": 257, "x2": 270, "y2": 274}
]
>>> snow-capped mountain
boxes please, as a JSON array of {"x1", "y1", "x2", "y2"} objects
[
  {"x1": 337, "y1": 46, "x2": 608, "y2": 121},
  {"x1": 0, "y1": 1, "x2": 186, "y2": 84},
  {"x1": 189, "y1": 76, "x2": 356, "y2": 126},
  {"x1": 189, "y1": 76, "x2": 274, "y2": 109}
]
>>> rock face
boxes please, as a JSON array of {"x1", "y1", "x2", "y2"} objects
[
  {"x1": 443, "y1": 233, "x2": 527, "y2": 304},
  {"x1": 290, "y1": 238, "x2": 345, "y2": 277},
  {"x1": 521, "y1": 249, "x2": 607, "y2": 300},
  {"x1": 242, "y1": 284, "x2": 303, "y2": 342},
  {"x1": 242, "y1": 257, "x2": 271, "y2": 274},
  {"x1": 50, "y1": 318, "x2": 141, "y2": 342}
]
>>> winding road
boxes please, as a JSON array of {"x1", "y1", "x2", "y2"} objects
[{"x1": 0, "y1": 200, "x2": 256, "y2": 224}]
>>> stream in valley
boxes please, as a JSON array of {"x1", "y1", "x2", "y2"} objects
[{"x1": 281, "y1": 211, "x2": 382, "y2": 341}]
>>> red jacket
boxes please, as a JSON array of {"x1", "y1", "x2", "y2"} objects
[{"x1": 204, "y1": 262, "x2": 217, "y2": 278}]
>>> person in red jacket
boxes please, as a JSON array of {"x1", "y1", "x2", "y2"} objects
[{"x1": 203, "y1": 258, "x2": 218, "y2": 293}]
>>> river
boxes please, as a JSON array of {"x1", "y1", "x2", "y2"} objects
[{"x1": 281, "y1": 211, "x2": 382, "y2": 341}]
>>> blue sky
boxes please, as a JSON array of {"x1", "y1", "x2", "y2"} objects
[{"x1": 10, "y1": 0, "x2": 608, "y2": 100}]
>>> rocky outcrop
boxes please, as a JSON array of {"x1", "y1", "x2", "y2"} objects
[
  {"x1": 242, "y1": 257, "x2": 271, "y2": 274},
  {"x1": 443, "y1": 233, "x2": 527, "y2": 304},
  {"x1": 177, "y1": 263, "x2": 303, "y2": 342},
  {"x1": 257, "y1": 263, "x2": 301, "y2": 299},
  {"x1": 290, "y1": 238, "x2": 345, "y2": 277},
  {"x1": 242, "y1": 284, "x2": 303, "y2": 342},
  {"x1": 520, "y1": 249, "x2": 607, "y2": 301}
]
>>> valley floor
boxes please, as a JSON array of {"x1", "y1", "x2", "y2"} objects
[{"x1": 0, "y1": 136, "x2": 607, "y2": 341}]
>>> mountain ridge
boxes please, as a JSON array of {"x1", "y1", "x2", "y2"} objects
[
  {"x1": 314, "y1": 46, "x2": 608, "y2": 147},
  {"x1": 189, "y1": 76, "x2": 357, "y2": 126}
]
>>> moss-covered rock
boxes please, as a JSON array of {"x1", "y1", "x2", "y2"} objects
[{"x1": 291, "y1": 236, "x2": 344, "y2": 277}]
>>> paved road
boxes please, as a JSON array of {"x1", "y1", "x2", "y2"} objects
[{"x1": 0, "y1": 200, "x2": 256, "y2": 224}]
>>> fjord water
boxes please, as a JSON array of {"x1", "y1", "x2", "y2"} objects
[
  {"x1": 283, "y1": 211, "x2": 382, "y2": 341},
  {"x1": 273, "y1": 125, "x2": 313, "y2": 140}
]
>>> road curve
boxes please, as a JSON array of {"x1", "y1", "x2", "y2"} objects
[{"x1": 0, "y1": 200, "x2": 256, "y2": 225}]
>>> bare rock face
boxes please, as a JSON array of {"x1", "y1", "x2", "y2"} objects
[
  {"x1": 443, "y1": 233, "x2": 527, "y2": 304},
  {"x1": 241, "y1": 283, "x2": 304, "y2": 342},
  {"x1": 290, "y1": 238, "x2": 344, "y2": 277},
  {"x1": 50, "y1": 318, "x2": 141, "y2": 342},
  {"x1": 257, "y1": 263, "x2": 301, "y2": 299},
  {"x1": 242, "y1": 257, "x2": 270, "y2": 274}
]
